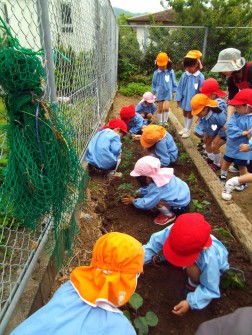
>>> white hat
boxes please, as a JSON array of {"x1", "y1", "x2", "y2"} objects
[{"x1": 211, "y1": 48, "x2": 245, "y2": 72}]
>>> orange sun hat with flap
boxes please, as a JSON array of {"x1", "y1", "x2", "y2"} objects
[
  {"x1": 70, "y1": 232, "x2": 144, "y2": 307},
  {"x1": 184, "y1": 50, "x2": 203, "y2": 69},
  {"x1": 140, "y1": 124, "x2": 166, "y2": 148}
]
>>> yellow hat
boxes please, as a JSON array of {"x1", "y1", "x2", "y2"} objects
[
  {"x1": 184, "y1": 50, "x2": 202, "y2": 59},
  {"x1": 191, "y1": 93, "x2": 219, "y2": 116},
  {"x1": 156, "y1": 52, "x2": 169, "y2": 66},
  {"x1": 70, "y1": 232, "x2": 144, "y2": 307},
  {"x1": 140, "y1": 125, "x2": 166, "y2": 148}
]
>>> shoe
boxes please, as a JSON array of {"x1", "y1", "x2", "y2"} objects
[
  {"x1": 163, "y1": 121, "x2": 168, "y2": 127},
  {"x1": 209, "y1": 163, "x2": 221, "y2": 172},
  {"x1": 228, "y1": 165, "x2": 239, "y2": 173},
  {"x1": 108, "y1": 171, "x2": 122, "y2": 179},
  {"x1": 179, "y1": 128, "x2": 186, "y2": 136},
  {"x1": 219, "y1": 175, "x2": 227, "y2": 184},
  {"x1": 181, "y1": 130, "x2": 190, "y2": 139},
  {"x1": 221, "y1": 188, "x2": 233, "y2": 201},
  {"x1": 158, "y1": 121, "x2": 163, "y2": 126},
  {"x1": 235, "y1": 183, "x2": 248, "y2": 192},
  {"x1": 205, "y1": 157, "x2": 214, "y2": 164},
  {"x1": 154, "y1": 213, "x2": 176, "y2": 225},
  {"x1": 183, "y1": 283, "x2": 196, "y2": 299}
]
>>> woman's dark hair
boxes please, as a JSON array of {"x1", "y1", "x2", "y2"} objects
[
  {"x1": 136, "y1": 176, "x2": 149, "y2": 188},
  {"x1": 183, "y1": 58, "x2": 199, "y2": 68}
]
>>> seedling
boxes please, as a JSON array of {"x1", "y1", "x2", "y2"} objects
[
  {"x1": 115, "y1": 183, "x2": 136, "y2": 199},
  {"x1": 123, "y1": 292, "x2": 159, "y2": 335},
  {"x1": 177, "y1": 152, "x2": 192, "y2": 165},
  {"x1": 187, "y1": 172, "x2": 197, "y2": 186},
  {"x1": 221, "y1": 268, "x2": 246, "y2": 289},
  {"x1": 212, "y1": 227, "x2": 235, "y2": 240},
  {"x1": 189, "y1": 199, "x2": 210, "y2": 213}
]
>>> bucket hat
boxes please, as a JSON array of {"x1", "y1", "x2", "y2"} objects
[
  {"x1": 140, "y1": 125, "x2": 166, "y2": 148},
  {"x1": 140, "y1": 92, "x2": 155, "y2": 104},
  {"x1": 211, "y1": 48, "x2": 245, "y2": 72},
  {"x1": 120, "y1": 105, "x2": 136, "y2": 124},
  {"x1": 70, "y1": 232, "x2": 144, "y2": 307},
  {"x1": 163, "y1": 213, "x2": 212, "y2": 267},
  {"x1": 130, "y1": 156, "x2": 174, "y2": 187},
  {"x1": 200, "y1": 78, "x2": 226, "y2": 97},
  {"x1": 107, "y1": 118, "x2": 128, "y2": 134},
  {"x1": 228, "y1": 88, "x2": 252, "y2": 106},
  {"x1": 191, "y1": 93, "x2": 219, "y2": 116},
  {"x1": 156, "y1": 52, "x2": 169, "y2": 66}
]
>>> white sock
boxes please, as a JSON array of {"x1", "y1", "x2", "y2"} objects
[
  {"x1": 183, "y1": 116, "x2": 188, "y2": 129},
  {"x1": 158, "y1": 206, "x2": 173, "y2": 216},
  {"x1": 158, "y1": 113, "x2": 162, "y2": 123},
  {"x1": 213, "y1": 153, "x2": 221, "y2": 166},
  {"x1": 186, "y1": 118, "x2": 193, "y2": 130},
  {"x1": 206, "y1": 152, "x2": 214, "y2": 160},
  {"x1": 188, "y1": 277, "x2": 198, "y2": 288},
  {"x1": 163, "y1": 112, "x2": 169, "y2": 122},
  {"x1": 227, "y1": 176, "x2": 240, "y2": 186},
  {"x1": 221, "y1": 170, "x2": 228, "y2": 176}
]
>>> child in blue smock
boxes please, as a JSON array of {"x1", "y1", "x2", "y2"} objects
[
  {"x1": 143, "y1": 213, "x2": 229, "y2": 316},
  {"x1": 120, "y1": 104, "x2": 147, "y2": 135},
  {"x1": 140, "y1": 124, "x2": 178, "y2": 167},
  {"x1": 191, "y1": 93, "x2": 227, "y2": 172},
  {"x1": 135, "y1": 92, "x2": 156, "y2": 124},
  {"x1": 121, "y1": 156, "x2": 190, "y2": 226},
  {"x1": 85, "y1": 118, "x2": 127, "y2": 178},
  {"x1": 10, "y1": 232, "x2": 144, "y2": 335},
  {"x1": 175, "y1": 50, "x2": 205, "y2": 139},
  {"x1": 152, "y1": 52, "x2": 178, "y2": 126},
  {"x1": 221, "y1": 89, "x2": 252, "y2": 194}
]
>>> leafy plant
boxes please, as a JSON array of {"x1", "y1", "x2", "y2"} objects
[
  {"x1": 177, "y1": 152, "x2": 192, "y2": 165},
  {"x1": 187, "y1": 172, "x2": 197, "y2": 186},
  {"x1": 189, "y1": 199, "x2": 210, "y2": 213},
  {"x1": 123, "y1": 292, "x2": 159, "y2": 335},
  {"x1": 119, "y1": 82, "x2": 151, "y2": 96},
  {"x1": 212, "y1": 227, "x2": 235, "y2": 240},
  {"x1": 115, "y1": 183, "x2": 135, "y2": 199},
  {"x1": 221, "y1": 268, "x2": 246, "y2": 289}
]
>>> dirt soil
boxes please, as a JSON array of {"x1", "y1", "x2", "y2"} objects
[{"x1": 57, "y1": 93, "x2": 252, "y2": 335}]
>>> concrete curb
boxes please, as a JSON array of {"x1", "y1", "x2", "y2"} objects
[{"x1": 169, "y1": 111, "x2": 252, "y2": 262}]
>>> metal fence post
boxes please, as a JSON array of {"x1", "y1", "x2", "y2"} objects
[
  {"x1": 95, "y1": 0, "x2": 101, "y2": 122},
  {"x1": 202, "y1": 26, "x2": 208, "y2": 59},
  {"x1": 37, "y1": 0, "x2": 57, "y2": 103}
]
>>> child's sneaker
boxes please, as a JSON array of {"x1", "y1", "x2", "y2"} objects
[
  {"x1": 219, "y1": 175, "x2": 227, "y2": 184},
  {"x1": 228, "y1": 165, "x2": 239, "y2": 173},
  {"x1": 163, "y1": 121, "x2": 168, "y2": 127},
  {"x1": 221, "y1": 187, "x2": 233, "y2": 201},
  {"x1": 181, "y1": 130, "x2": 191, "y2": 139},
  {"x1": 108, "y1": 171, "x2": 122, "y2": 179},
  {"x1": 205, "y1": 157, "x2": 214, "y2": 164},
  {"x1": 235, "y1": 183, "x2": 248, "y2": 192},
  {"x1": 154, "y1": 213, "x2": 176, "y2": 225},
  {"x1": 179, "y1": 128, "x2": 186, "y2": 136},
  {"x1": 209, "y1": 163, "x2": 221, "y2": 172}
]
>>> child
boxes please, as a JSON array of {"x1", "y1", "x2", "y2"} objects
[
  {"x1": 191, "y1": 93, "x2": 227, "y2": 171},
  {"x1": 135, "y1": 92, "x2": 156, "y2": 124},
  {"x1": 10, "y1": 232, "x2": 144, "y2": 335},
  {"x1": 222, "y1": 173, "x2": 252, "y2": 200},
  {"x1": 219, "y1": 89, "x2": 252, "y2": 191},
  {"x1": 143, "y1": 213, "x2": 229, "y2": 316},
  {"x1": 175, "y1": 50, "x2": 205, "y2": 138},
  {"x1": 140, "y1": 124, "x2": 178, "y2": 167},
  {"x1": 121, "y1": 156, "x2": 190, "y2": 225},
  {"x1": 120, "y1": 104, "x2": 147, "y2": 135},
  {"x1": 152, "y1": 52, "x2": 178, "y2": 126},
  {"x1": 85, "y1": 118, "x2": 127, "y2": 178}
]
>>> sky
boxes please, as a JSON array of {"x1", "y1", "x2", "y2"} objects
[{"x1": 110, "y1": 0, "x2": 165, "y2": 14}]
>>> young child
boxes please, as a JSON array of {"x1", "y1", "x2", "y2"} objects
[
  {"x1": 220, "y1": 89, "x2": 252, "y2": 191},
  {"x1": 175, "y1": 50, "x2": 205, "y2": 138},
  {"x1": 10, "y1": 232, "x2": 144, "y2": 335},
  {"x1": 152, "y1": 52, "x2": 178, "y2": 126},
  {"x1": 191, "y1": 93, "x2": 227, "y2": 171},
  {"x1": 135, "y1": 92, "x2": 156, "y2": 124},
  {"x1": 120, "y1": 104, "x2": 147, "y2": 135},
  {"x1": 85, "y1": 118, "x2": 127, "y2": 178},
  {"x1": 222, "y1": 173, "x2": 252, "y2": 200},
  {"x1": 121, "y1": 156, "x2": 190, "y2": 225},
  {"x1": 140, "y1": 124, "x2": 178, "y2": 167},
  {"x1": 143, "y1": 213, "x2": 229, "y2": 316}
]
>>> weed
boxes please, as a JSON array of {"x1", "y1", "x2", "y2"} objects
[
  {"x1": 189, "y1": 199, "x2": 211, "y2": 213},
  {"x1": 212, "y1": 227, "x2": 235, "y2": 240},
  {"x1": 221, "y1": 268, "x2": 246, "y2": 289},
  {"x1": 177, "y1": 152, "x2": 192, "y2": 165},
  {"x1": 115, "y1": 183, "x2": 135, "y2": 199},
  {"x1": 187, "y1": 172, "x2": 197, "y2": 186},
  {"x1": 123, "y1": 292, "x2": 159, "y2": 335}
]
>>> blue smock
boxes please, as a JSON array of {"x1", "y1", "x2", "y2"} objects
[
  {"x1": 152, "y1": 69, "x2": 178, "y2": 101},
  {"x1": 10, "y1": 281, "x2": 136, "y2": 335},
  {"x1": 85, "y1": 129, "x2": 121, "y2": 169},
  {"x1": 175, "y1": 71, "x2": 205, "y2": 111},
  {"x1": 143, "y1": 227, "x2": 229, "y2": 310},
  {"x1": 194, "y1": 99, "x2": 227, "y2": 138},
  {"x1": 134, "y1": 176, "x2": 190, "y2": 210},
  {"x1": 154, "y1": 131, "x2": 178, "y2": 167},
  {"x1": 225, "y1": 112, "x2": 252, "y2": 160},
  {"x1": 128, "y1": 113, "x2": 147, "y2": 134},
  {"x1": 135, "y1": 101, "x2": 156, "y2": 115}
]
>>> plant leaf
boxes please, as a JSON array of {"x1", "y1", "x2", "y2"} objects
[
  {"x1": 146, "y1": 311, "x2": 159, "y2": 327},
  {"x1": 123, "y1": 310, "x2": 132, "y2": 322},
  {"x1": 128, "y1": 292, "x2": 143, "y2": 310},
  {"x1": 134, "y1": 316, "x2": 149, "y2": 334}
]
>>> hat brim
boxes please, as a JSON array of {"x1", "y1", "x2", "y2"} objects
[
  {"x1": 215, "y1": 88, "x2": 227, "y2": 97},
  {"x1": 228, "y1": 98, "x2": 247, "y2": 106},
  {"x1": 130, "y1": 169, "x2": 141, "y2": 177},
  {"x1": 191, "y1": 101, "x2": 219, "y2": 116},
  {"x1": 156, "y1": 61, "x2": 168, "y2": 66},
  {"x1": 140, "y1": 126, "x2": 166, "y2": 148},
  {"x1": 211, "y1": 57, "x2": 245, "y2": 72}
]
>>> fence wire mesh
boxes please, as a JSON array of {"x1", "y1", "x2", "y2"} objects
[{"x1": 0, "y1": 0, "x2": 117, "y2": 333}]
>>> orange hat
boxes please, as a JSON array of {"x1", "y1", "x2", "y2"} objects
[
  {"x1": 120, "y1": 105, "x2": 136, "y2": 124},
  {"x1": 184, "y1": 50, "x2": 203, "y2": 69},
  {"x1": 70, "y1": 232, "x2": 144, "y2": 307},
  {"x1": 191, "y1": 93, "x2": 219, "y2": 116},
  {"x1": 163, "y1": 213, "x2": 212, "y2": 267},
  {"x1": 140, "y1": 125, "x2": 166, "y2": 148},
  {"x1": 107, "y1": 118, "x2": 128, "y2": 134},
  {"x1": 156, "y1": 52, "x2": 169, "y2": 66}
]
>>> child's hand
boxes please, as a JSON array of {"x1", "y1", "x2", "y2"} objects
[
  {"x1": 172, "y1": 300, "x2": 190, "y2": 316},
  {"x1": 132, "y1": 134, "x2": 141, "y2": 141},
  {"x1": 121, "y1": 196, "x2": 135, "y2": 205},
  {"x1": 240, "y1": 143, "x2": 250, "y2": 152}
]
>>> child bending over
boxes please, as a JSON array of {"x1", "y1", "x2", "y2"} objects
[
  {"x1": 120, "y1": 104, "x2": 147, "y2": 135},
  {"x1": 135, "y1": 92, "x2": 156, "y2": 124}
]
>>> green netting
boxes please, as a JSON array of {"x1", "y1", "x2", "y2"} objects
[{"x1": 0, "y1": 18, "x2": 89, "y2": 266}]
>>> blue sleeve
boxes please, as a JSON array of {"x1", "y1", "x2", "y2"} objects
[
  {"x1": 110, "y1": 137, "x2": 122, "y2": 156},
  {"x1": 133, "y1": 183, "x2": 160, "y2": 210},
  {"x1": 174, "y1": 74, "x2": 185, "y2": 102},
  {"x1": 226, "y1": 114, "x2": 243, "y2": 139},
  {"x1": 135, "y1": 103, "x2": 143, "y2": 114},
  {"x1": 248, "y1": 133, "x2": 252, "y2": 150},
  {"x1": 152, "y1": 71, "x2": 157, "y2": 94},
  {"x1": 129, "y1": 115, "x2": 144, "y2": 134},
  {"x1": 171, "y1": 70, "x2": 178, "y2": 92},
  {"x1": 143, "y1": 227, "x2": 171, "y2": 263},
  {"x1": 194, "y1": 122, "x2": 204, "y2": 137},
  {"x1": 151, "y1": 103, "x2": 157, "y2": 114},
  {"x1": 198, "y1": 73, "x2": 205, "y2": 89},
  {"x1": 155, "y1": 139, "x2": 171, "y2": 166}
]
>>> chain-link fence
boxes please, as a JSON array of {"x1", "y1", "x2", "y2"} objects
[
  {"x1": 118, "y1": 25, "x2": 252, "y2": 81},
  {"x1": 0, "y1": 0, "x2": 117, "y2": 333}
]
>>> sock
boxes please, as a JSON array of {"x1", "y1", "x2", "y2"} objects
[
  {"x1": 158, "y1": 113, "x2": 162, "y2": 123},
  {"x1": 221, "y1": 170, "x2": 228, "y2": 176},
  {"x1": 183, "y1": 116, "x2": 188, "y2": 129},
  {"x1": 206, "y1": 152, "x2": 214, "y2": 160},
  {"x1": 186, "y1": 118, "x2": 193, "y2": 131},
  {"x1": 228, "y1": 176, "x2": 240, "y2": 186},
  {"x1": 188, "y1": 277, "x2": 198, "y2": 288},
  {"x1": 163, "y1": 112, "x2": 169, "y2": 122},
  {"x1": 213, "y1": 153, "x2": 221, "y2": 166},
  {"x1": 158, "y1": 206, "x2": 173, "y2": 216}
]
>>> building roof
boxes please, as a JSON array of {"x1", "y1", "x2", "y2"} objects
[{"x1": 126, "y1": 9, "x2": 176, "y2": 26}]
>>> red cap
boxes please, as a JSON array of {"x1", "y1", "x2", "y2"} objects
[
  {"x1": 200, "y1": 78, "x2": 226, "y2": 97},
  {"x1": 163, "y1": 213, "x2": 212, "y2": 267},
  {"x1": 107, "y1": 118, "x2": 128, "y2": 134},
  {"x1": 228, "y1": 88, "x2": 252, "y2": 106},
  {"x1": 120, "y1": 105, "x2": 136, "y2": 124}
]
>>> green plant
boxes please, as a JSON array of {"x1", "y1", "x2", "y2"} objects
[
  {"x1": 123, "y1": 292, "x2": 159, "y2": 335},
  {"x1": 115, "y1": 183, "x2": 135, "y2": 199},
  {"x1": 177, "y1": 152, "x2": 192, "y2": 165},
  {"x1": 212, "y1": 227, "x2": 235, "y2": 240},
  {"x1": 221, "y1": 269, "x2": 246, "y2": 289},
  {"x1": 189, "y1": 199, "x2": 210, "y2": 213},
  {"x1": 187, "y1": 172, "x2": 197, "y2": 186},
  {"x1": 119, "y1": 83, "x2": 151, "y2": 96}
]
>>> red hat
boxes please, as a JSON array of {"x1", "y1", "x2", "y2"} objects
[
  {"x1": 200, "y1": 78, "x2": 226, "y2": 97},
  {"x1": 120, "y1": 105, "x2": 136, "y2": 124},
  {"x1": 107, "y1": 118, "x2": 128, "y2": 134},
  {"x1": 163, "y1": 213, "x2": 212, "y2": 267},
  {"x1": 228, "y1": 89, "x2": 252, "y2": 106}
]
